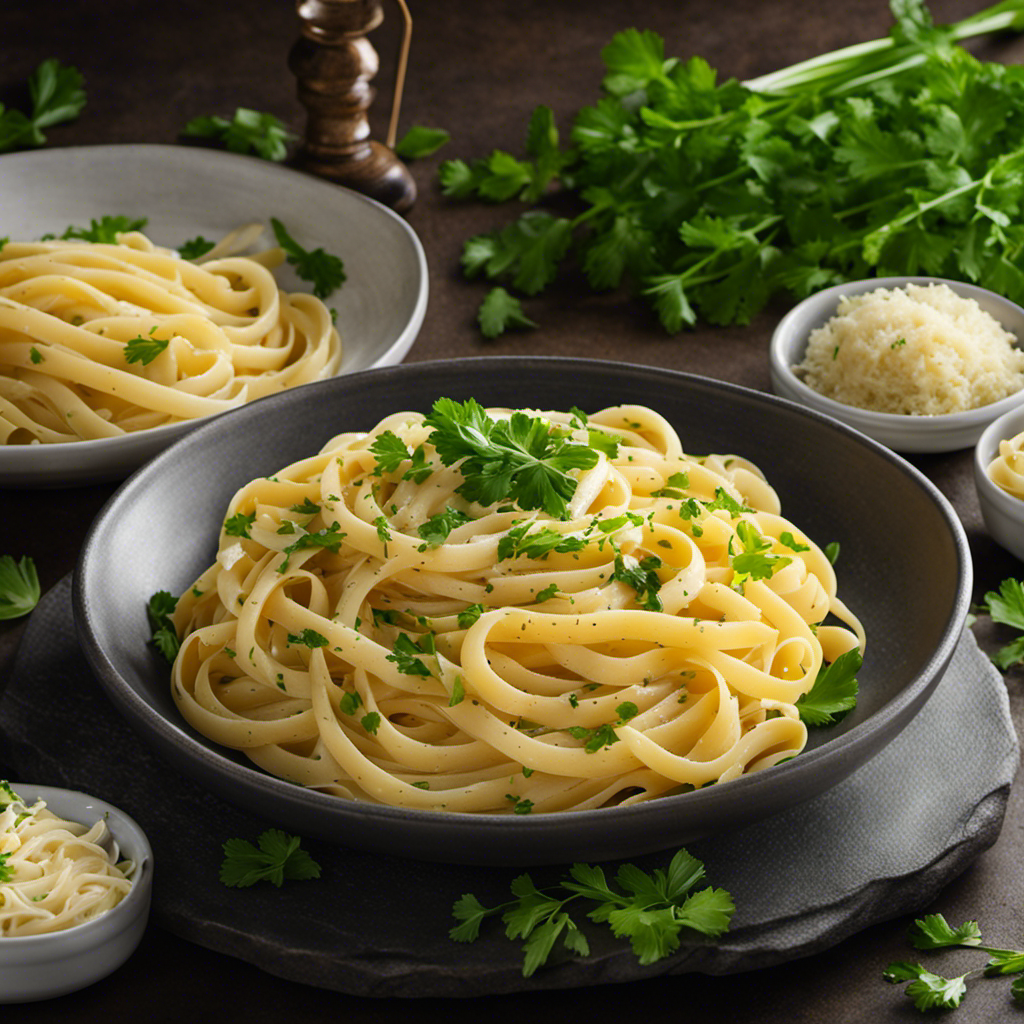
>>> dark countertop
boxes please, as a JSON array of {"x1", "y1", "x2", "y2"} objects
[{"x1": 2, "y1": 1, "x2": 1023, "y2": 1020}]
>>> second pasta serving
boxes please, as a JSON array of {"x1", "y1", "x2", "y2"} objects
[{"x1": 157, "y1": 399, "x2": 865, "y2": 815}]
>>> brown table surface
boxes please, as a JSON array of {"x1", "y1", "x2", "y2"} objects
[{"x1": 3, "y1": 1, "x2": 1024, "y2": 1020}]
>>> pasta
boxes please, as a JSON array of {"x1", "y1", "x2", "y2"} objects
[
  {"x1": 0, "y1": 786, "x2": 135, "y2": 936},
  {"x1": 0, "y1": 227, "x2": 341, "y2": 444},
  {"x1": 168, "y1": 402, "x2": 865, "y2": 815},
  {"x1": 987, "y1": 428, "x2": 1024, "y2": 498}
]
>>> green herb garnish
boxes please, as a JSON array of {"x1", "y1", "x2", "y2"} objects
[{"x1": 220, "y1": 828, "x2": 321, "y2": 888}]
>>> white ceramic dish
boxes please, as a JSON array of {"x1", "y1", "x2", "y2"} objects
[
  {"x1": 975, "y1": 403, "x2": 1024, "y2": 564},
  {"x1": 769, "y1": 276, "x2": 1024, "y2": 453},
  {"x1": 0, "y1": 144, "x2": 429, "y2": 488},
  {"x1": 0, "y1": 783, "x2": 152, "y2": 1003}
]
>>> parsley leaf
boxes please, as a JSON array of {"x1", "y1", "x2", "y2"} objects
[
  {"x1": 978, "y1": 578, "x2": 1024, "y2": 670},
  {"x1": 0, "y1": 851, "x2": 12, "y2": 884},
  {"x1": 0, "y1": 59, "x2": 85, "y2": 153},
  {"x1": 270, "y1": 218, "x2": 345, "y2": 299},
  {"x1": 386, "y1": 632, "x2": 435, "y2": 677},
  {"x1": 123, "y1": 330, "x2": 169, "y2": 366},
  {"x1": 417, "y1": 507, "x2": 472, "y2": 548},
  {"x1": 178, "y1": 236, "x2": 216, "y2": 260},
  {"x1": 610, "y1": 552, "x2": 663, "y2": 612},
  {"x1": 61, "y1": 215, "x2": 148, "y2": 244},
  {"x1": 795, "y1": 648, "x2": 861, "y2": 727},
  {"x1": 394, "y1": 125, "x2": 450, "y2": 159},
  {"x1": 184, "y1": 107, "x2": 296, "y2": 162},
  {"x1": 0, "y1": 555, "x2": 40, "y2": 620},
  {"x1": 220, "y1": 828, "x2": 321, "y2": 888},
  {"x1": 287, "y1": 628, "x2": 329, "y2": 648},
  {"x1": 422, "y1": 398, "x2": 602, "y2": 519},
  {"x1": 478, "y1": 286, "x2": 537, "y2": 339},
  {"x1": 146, "y1": 589, "x2": 180, "y2": 664},
  {"x1": 884, "y1": 962, "x2": 968, "y2": 1012},
  {"x1": 451, "y1": 847, "x2": 733, "y2": 977},
  {"x1": 223, "y1": 511, "x2": 256, "y2": 538}
]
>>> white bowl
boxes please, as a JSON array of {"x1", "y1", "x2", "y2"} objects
[
  {"x1": 0, "y1": 784, "x2": 153, "y2": 1003},
  {"x1": 770, "y1": 276, "x2": 1024, "y2": 453},
  {"x1": 975, "y1": 403, "x2": 1024, "y2": 564},
  {"x1": 0, "y1": 144, "x2": 429, "y2": 487}
]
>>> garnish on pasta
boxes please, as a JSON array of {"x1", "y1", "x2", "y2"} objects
[
  {"x1": 0, "y1": 221, "x2": 342, "y2": 444},
  {"x1": 163, "y1": 401, "x2": 865, "y2": 814}
]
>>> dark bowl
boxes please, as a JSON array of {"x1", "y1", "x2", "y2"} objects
[{"x1": 73, "y1": 356, "x2": 971, "y2": 866}]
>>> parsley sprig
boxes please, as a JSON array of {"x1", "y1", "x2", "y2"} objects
[
  {"x1": 220, "y1": 828, "x2": 321, "y2": 888},
  {"x1": 270, "y1": 218, "x2": 345, "y2": 299},
  {"x1": 794, "y1": 648, "x2": 861, "y2": 727},
  {"x1": 451, "y1": 847, "x2": 734, "y2": 977},
  {"x1": 0, "y1": 59, "x2": 85, "y2": 153},
  {"x1": 146, "y1": 590, "x2": 180, "y2": 664},
  {"x1": 884, "y1": 913, "x2": 1024, "y2": 1012},
  {"x1": 184, "y1": 107, "x2": 296, "y2": 162},
  {"x1": 422, "y1": 398, "x2": 603, "y2": 519},
  {"x1": 976, "y1": 577, "x2": 1024, "y2": 670},
  {"x1": 0, "y1": 555, "x2": 40, "y2": 620}
]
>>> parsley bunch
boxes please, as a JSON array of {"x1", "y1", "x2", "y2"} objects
[
  {"x1": 885, "y1": 913, "x2": 1024, "y2": 1012},
  {"x1": 441, "y1": 0, "x2": 1024, "y2": 334},
  {"x1": 0, "y1": 59, "x2": 85, "y2": 153},
  {"x1": 451, "y1": 846, "x2": 734, "y2": 977}
]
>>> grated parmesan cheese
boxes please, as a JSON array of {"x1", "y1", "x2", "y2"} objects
[{"x1": 793, "y1": 283, "x2": 1024, "y2": 416}]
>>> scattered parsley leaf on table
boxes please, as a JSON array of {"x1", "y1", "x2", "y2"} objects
[
  {"x1": 220, "y1": 829, "x2": 321, "y2": 888},
  {"x1": 0, "y1": 59, "x2": 85, "y2": 153},
  {"x1": 270, "y1": 217, "x2": 346, "y2": 299},
  {"x1": 183, "y1": 107, "x2": 296, "y2": 162},
  {"x1": 394, "y1": 125, "x2": 450, "y2": 159},
  {"x1": 478, "y1": 286, "x2": 537, "y2": 339},
  {"x1": 978, "y1": 577, "x2": 1024, "y2": 670},
  {"x1": 885, "y1": 912, "x2": 1024, "y2": 1011},
  {"x1": 0, "y1": 555, "x2": 40, "y2": 621},
  {"x1": 794, "y1": 648, "x2": 861, "y2": 726},
  {"x1": 450, "y1": 846, "x2": 734, "y2": 977}
]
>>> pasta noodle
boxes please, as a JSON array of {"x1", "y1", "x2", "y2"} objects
[
  {"x1": 987, "y1": 429, "x2": 1024, "y2": 499},
  {"x1": 0, "y1": 786, "x2": 135, "y2": 936},
  {"x1": 0, "y1": 227, "x2": 341, "y2": 444},
  {"x1": 168, "y1": 402, "x2": 865, "y2": 815}
]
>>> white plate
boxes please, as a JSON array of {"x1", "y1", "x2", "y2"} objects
[{"x1": 0, "y1": 144, "x2": 429, "y2": 487}]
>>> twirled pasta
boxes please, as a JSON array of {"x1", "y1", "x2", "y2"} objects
[
  {"x1": 0, "y1": 789, "x2": 135, "y2": 936},
  {"x1": 168, "y1": 403, "x2": 865, "y2": 814},
  {"x1": 987, "y1": 429, "x2": 1024, "y2": 498},
  {"x1": 0, "y1": 228, "x2": 341, "y2": 444}
]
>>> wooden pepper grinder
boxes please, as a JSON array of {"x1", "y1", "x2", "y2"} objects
[{"x1": 289, "y1": 0, "x2": 416, "y2": 213}]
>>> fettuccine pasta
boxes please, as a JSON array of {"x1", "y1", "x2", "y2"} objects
[
  {"x1": 987, "y1": 428, "x2": 1024, "y2": 499},
  {"x1": 167, "y1": 402, "x2": 865, "y2": 814},
  {"x1": 0, "y1": 227, "x2": 341, "y2": 444},
  {"x1": 0, "y1": 786, "x2": 135, "y2": 936}
]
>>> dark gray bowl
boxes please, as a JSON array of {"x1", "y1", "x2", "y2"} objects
[{"x1": 73, "y1": 356, "x2": 971, "y2": 866}]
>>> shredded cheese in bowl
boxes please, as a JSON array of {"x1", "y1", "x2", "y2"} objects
[{"x1": 793, "y1": 282, "x2": 1024, "y2": 416}]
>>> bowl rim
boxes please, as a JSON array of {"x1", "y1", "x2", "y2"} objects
[
  {"x1": 770, "y1": 275, "x2": 1024, "y2": 433},
  {"x1": 72, "y1": 355, "x2": 973, "y2": 861},
  {"x1": 975, "y1": 402, "x2": 1024, "y2": 514},
  {"x1": 0, "y1": 782, "x2": 152, "y2": 945}
]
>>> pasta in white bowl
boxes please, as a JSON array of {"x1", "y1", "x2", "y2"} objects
[{"x1": 163, "y1": 399, "x2": 865, "y2": 814}]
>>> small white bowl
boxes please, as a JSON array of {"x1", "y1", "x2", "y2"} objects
[
  {"x1": 770, "y1": 276, "x2": 1024, "y2": 453},
  {"x1": 975, "y1": 404, "x2": 1024, "y2": 564},
  {"x1": 0, "y1": 784, "x2": 152, "y2": 1003}
]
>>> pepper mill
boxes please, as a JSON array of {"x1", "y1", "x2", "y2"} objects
[{"x1": 289, "y1": 0, "x2": 416, "y2": 213}]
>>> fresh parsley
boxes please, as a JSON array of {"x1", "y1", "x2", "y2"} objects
[
  {"x1": 178, "y1": 235, "x2": 215, "y2": 260},
  {"x1": 440, "y1": 3, "x2": 1024, "y2": 334},
  {"x1": 977, "y1": 577, "x2": 1024, "y2": 670},
  {"x1": 220, "y1": 828, "x2": 321, "y2": 888},
  {"x1": 610, "y1": 552, "x2": 663, "y2": 611},
  {"x1": 450, "y1": 846, "x2": 734, "y2": 977},
  {"x1": 417, "y1": 507, "x2": 472, "y2": 548},
  {"x1": 123, "y1": 329, "x2": 169, "y2": 366},
  {"x1": 422, "y1": 397, "x2": 602, "y2": 519},
  {"x1": 184, "y1": 107, "x2": 296, "y2": 162},
  {"x1": 0, "y1": 555, "x2": 40, "y2": 620},
  {"x1": 60, "y1": 215, "x2": 148, "y2": 244},
  {"x1": 146, "y1": 590, "x2": 180, "y2": 664},
  {"x1": 794, "y1": 648, "x2": 861, "y2": 726},
  {"x1": 223, "y1": 511, "x2": 256, "y2": 538},
  {"x1": 0, "y1": 59, "x2": 85, "y2": 153},
  {"x1": 0, "y1": 851, "x2": 12, "y2": 884},
  {"x1": 478, "y1": 286, "x2": 537, "y2": 339},
  {"x1": 884, "y1": 913, "x2": 1024, "y2": 1012},
  {"x1": 270, "y1": 217, "x2": 345, "y2": 299},
  {"x1": 394, "y1": 125, "x2": 450, "y2": 160},
  {"x1": 287, "y1": 628, "x2": 329, "y2": 648},
  {"x1": 386, "y1": 632, "x2": 435, "y2": 677}
]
